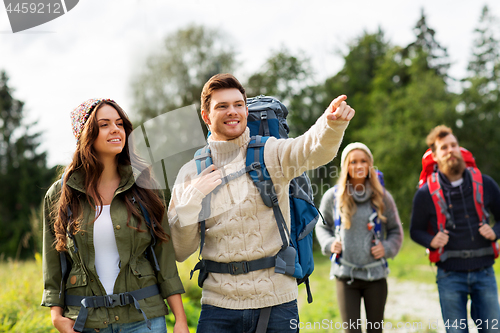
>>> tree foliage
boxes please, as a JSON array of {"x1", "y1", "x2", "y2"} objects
[
  {"x1": 355, "y1": 11, "x2": 457, "y2": 222},
  {"x1": 456, "y1": 5, "x2": 500, "y2": 181},
  {"x1": 0, "y1": 71, "x2": 55, "y2": 259},
  {"x1": 131, "y1": 24, "x2": 237, "y2": 122},
  {"x1": 245, "y1": 48, "x2": 314, "y2": 107},
  {"x1": 404, "y1": 9, "x2": 451, "y2": 78}
]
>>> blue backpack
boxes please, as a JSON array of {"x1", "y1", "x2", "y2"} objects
[{"x1": 191, "y1": 96, "x2": 319, "y2": 304}]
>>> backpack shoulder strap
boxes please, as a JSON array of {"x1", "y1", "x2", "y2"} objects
[
  {"x1": 468, "y1": 167, "x2": 488, "y2": 223},
  {"x1": 59, "y1": 172, "x2": 75, "y2": 298},
  {"x1": 332, "y1": 185, "x2": 341, "y2": 232},
  {"x1": 131, "y1": 193, "x2": 161, "y2": 272},
  {"x1": 246, "y1": 135, "x2": 289, "y2": 248},
  {"x1": 193, "y1": 145, "x2": 214, "y2": 260},
  {"x1": 427, "y1": 172, "x2": 449, "y2": 232},
  {"x1": 195, "y1": 145, "x2": 212, "y2": 174}
]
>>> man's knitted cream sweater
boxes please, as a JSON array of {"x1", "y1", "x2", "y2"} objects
[{"x1": 168, "y1": 114, "x2": 349, "y2": 310}]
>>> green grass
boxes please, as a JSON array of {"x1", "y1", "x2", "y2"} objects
[
  {"x1": 0, "y1": 253, "x2": 56, "y2": 333},
  {"x1": 2, "y1": 236, "x2": 499, "y2": 332},
  {"x1": 0, "y1": 254, "x2": 200, "y2": 333},
  {"x1": 385, "y1": 233, "x2": 438, "y2": 284}
]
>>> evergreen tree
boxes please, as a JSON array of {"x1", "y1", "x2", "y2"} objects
[
  {"x1": 456, "y1": 5, "x2": 500, "y2": 181},
  {"x1": 361, "y1": 28, "x2": 457, "y2": 222},
  {"x1": 0, "y1": 70, "x2": 55, "y2": 259},
  {"x1": 323, "y1": 29, "x2": 389, "y2": 147},
  {"x1": 297, "y1": 30, "x2": 391, "y2": 202},
  {"x1": 404, "y1": 8, "x2": 451, "y2": 78}
]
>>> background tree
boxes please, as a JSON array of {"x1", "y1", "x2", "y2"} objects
[
  {"x1": 131, "y1": 24, "x2": 237, "y2": 122},
  {"x1": 245, "y1": 49, "x2": 329, "y2": 203},
  {"x1": 360, "y1": 18, "x2": 457, "y2": 222},
  {"x1": 130, "y1": 25, "x2": 238, "y2": 201},
  {"x1": 0, "y1": 70, "x2": 55, "y2": 259},
  {"x1": 456, "y1": 5, "x2": 500, "y2": 182},
  {"x1": 300, "y1": 30, "x2": 391, "y2": 204},
  {"x1": 245, "y1": 47, "x2": 314, "y2": 107},
  {"x1": 404, "y1": 8, "x2": 451, "y2": 79},
  {"x1": 324, "y1": 28, "x2": 389, "y2": 138}
]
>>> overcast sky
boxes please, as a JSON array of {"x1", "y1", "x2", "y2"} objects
[{"x1": 1, "y1": 0, "x2": 499, "y2": 167}]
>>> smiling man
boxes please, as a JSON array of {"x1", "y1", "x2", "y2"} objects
[
  {"x1": 410, "y1": 125, "x2": 500, "y2": 333},
  {"x1": 168, "y1": 73, "x2": 354, "y2": 333}
]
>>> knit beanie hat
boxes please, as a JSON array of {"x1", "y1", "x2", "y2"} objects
[
  {"x1": 71, "y1": 98, "x2": 114, "y2": 140},
  {"x1": 340, "y1": 142, "x2": 374, "y2": 167}
]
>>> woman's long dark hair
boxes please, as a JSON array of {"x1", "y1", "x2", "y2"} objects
[{"x1": 52, "y1": 100, "x2": 169, "y2": 252}]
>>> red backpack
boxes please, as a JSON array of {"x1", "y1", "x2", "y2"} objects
[{"x1": 419, "y1": 148, "x2": 499, "y2": 262}]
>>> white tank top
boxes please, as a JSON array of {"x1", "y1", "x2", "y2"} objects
[{"x1": 93, "y1": 205, "x2": 120, "y2": 295}]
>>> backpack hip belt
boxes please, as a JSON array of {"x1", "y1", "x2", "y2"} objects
[
  {"x1": 339, "y1": 258, "x2": 387, "y2": 270},
  {"x1": 202, "y1": 257, "x2": 277, "y2": 275},
  {"x1": 338, "y1": 258, "x2": 388, "y2": 284},
  {"x1": 65, "y1": 284, "x2": 160, "y2": 332},
  {"x1": 439, "y1": 247, "x2": 495, "y2": 262}
]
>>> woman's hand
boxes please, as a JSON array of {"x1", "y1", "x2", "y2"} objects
[
  {"x1": 167, "y1": 294, "x2": 190, "y2": 333},
  {"x1": 371, "y1": 242, "x2": 385, "y2": 260},
  {"x1": 191, "y1": 165, "x2": 222, "y2": 196},
  {"x1": 173, "y1": 320, "x2": 190, "y2": 333},
  {"x1": 51, "y1": 307, "x2": 77, "y2": 333},
  {"x1": 331, "y1": 240, "x2": 342, "y2": 254}
]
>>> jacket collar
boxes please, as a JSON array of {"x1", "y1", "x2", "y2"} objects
[
  {"x1": 66, "y1": 164, "x2": 136, "y2": 195},
  {"x1": 438, "y1": 168, "x2": 472, "y2": 195}
]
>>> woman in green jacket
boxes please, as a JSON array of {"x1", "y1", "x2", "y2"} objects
[{"x1": 42, "y1": 99, "x2": 188, "y2": 333}]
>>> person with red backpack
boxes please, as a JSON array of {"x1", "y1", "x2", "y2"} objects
[{"x1": 410, "y1": 125, "x2": 500, "y2": 333}]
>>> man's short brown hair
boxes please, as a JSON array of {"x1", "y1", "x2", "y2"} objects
[
  {"x1": 201, "y1": 73, "x2": 246, "y2": 113},
  {"x1": 426, "y1": 125, "x2": 454, "y2": 152}
]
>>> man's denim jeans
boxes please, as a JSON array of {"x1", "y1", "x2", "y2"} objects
[
  {"x1": 437, "y1": 266, "x2": 500, "y2": 333},
  {"x1": 196, "y1": 300, "x2": 299, "y2": 333}
]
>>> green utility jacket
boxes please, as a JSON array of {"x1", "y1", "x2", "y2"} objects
[{"x1": 41, "y1": 165, "x2": 185, "y2": 329}]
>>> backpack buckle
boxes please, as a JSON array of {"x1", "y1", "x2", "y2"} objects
[
  {"x1": 459, "y1": 250, "x2": 473, "y2": 259},
  {"x1": 260, "y1": 111, "x2": 268, "y2": 120},
  {"x1": 105, "y1": 293, "x2": 126, "y2": 308},
  {"x1": 250, "y1": 162, "x2": 261, "y2": 170},
  {"x1": 229, "y1": 261, "x2": 249, "y2": 275}
]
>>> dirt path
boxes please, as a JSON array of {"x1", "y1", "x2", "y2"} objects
[
  {"x1": 382, "y1": 277, "x2": 480, "y2": 333},
  {"x1": 383, "y1": 277, "x2": 444, "y2": 332}
]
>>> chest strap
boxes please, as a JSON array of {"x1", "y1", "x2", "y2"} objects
[
  {"x1": 65, "y1": 284, "x2": 159, "y2": 332},
  {"x1": 439, "y1": 246, "x2": 494, "y2": 262}
]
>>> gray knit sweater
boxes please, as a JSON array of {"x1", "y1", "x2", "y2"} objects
[{"x1": 315, "y1": 183, "x2": 403, "y2": 281}]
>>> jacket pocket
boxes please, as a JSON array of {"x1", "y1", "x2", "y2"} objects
[
  {"x1": 64, "y1": 268, "x2": 89, "y2": 319},
  {"x1": 130, "y1": 257, "x2": 155, "y2": 278}
]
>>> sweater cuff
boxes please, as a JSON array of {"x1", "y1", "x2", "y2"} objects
[
  {"x1": 381, "y1": 241, "x2": 396, "y2": 259},
  {"x1": 325, "y1": 117, "x2": 350, "y2": 131},
  {"x1": 177, "y1": 185, "x2": 205, "y2": 227},
  {"x1": 322, "y1": 239, "x2": 335, "y2": 256}
]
